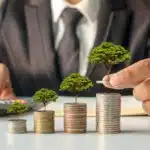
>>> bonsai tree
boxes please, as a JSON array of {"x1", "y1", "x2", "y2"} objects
[
  {"x1": 7, "y1": 101, "x2": 29, "y2": 116},
  {"x1": 32, "y1": 88, "x2": 58, "y2": 111},
  {"x1": 59, "y1": 73, "x2": 93, "y2": 103},
  {"x1": 88, "y1": 42, "x2": 131, "y2": 78}
]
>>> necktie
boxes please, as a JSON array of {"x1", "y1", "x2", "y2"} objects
[{"x1": 56, "y1": 7, "x2": 82, "y2": 79}]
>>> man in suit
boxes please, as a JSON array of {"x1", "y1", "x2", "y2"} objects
[{"x1": 0, "y1": 0, "x2": 149, "y2": 99}]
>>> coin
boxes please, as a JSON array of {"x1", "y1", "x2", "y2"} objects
[
  {"x1": 8, "y1": 119, "x2": 27, "y2": 133},
  {"x1": 64, "y1": 103, "x2": 87, "y2": 133},
  {"x1": 65, "y1": 128, "x2": 86, "y2": 134},
  {"x1": 96, "y1": 93, "x2": 121, "y2": 134},
  {"x1": 34, "y1": 111, "x2": 55, "y2": 133}
]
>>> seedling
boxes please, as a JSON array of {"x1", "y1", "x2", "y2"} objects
[
  {"x1": 32, "y1": 88, "x2": 58, "y2": 111},
  {"x1": 59, "y1": 73, "x2": 93, "y2": 103},
  {"x1": 88, "y1": 42, "x2": 131, "y2": 80}
]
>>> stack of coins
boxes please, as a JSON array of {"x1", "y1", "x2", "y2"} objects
[
  {"x1": 64, "y1": 103, "x2": 87, "y2": 133},
  {"x1": 34, "y1": 111, "x2": 54, "y2": 133},
  {"x1": 8, "y1": 119, "x2": 27, "y2": 133},
  {"x1": 96, "y1": 93, "x2": 121, "y2": 134}
]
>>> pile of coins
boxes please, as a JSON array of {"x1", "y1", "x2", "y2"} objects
[
  {"x1": 96, "y1": 93, "x2": 121, "y2": 134},
  {"x1": 64, "y1": 103, "x2": 87, "y2": 133},
  {"x1": 8, "y1": 119, "x2": 27, "y2": 133},
  {"x1": 34, "y1": 111, "x2": 54, "y2": 133}
]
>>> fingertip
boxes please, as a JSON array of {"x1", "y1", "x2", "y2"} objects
[
  {"x1": 102, "y1": 75, "x2": 113, "y2": 88},
  {"x1": 103, "y1": 81, "x2": 113, "y2": 88},
  {"x1": 102, "y1": 75, "x2": 110, "y2": 82},
  {"x1": 102, "y1": 74, "x2": 121, "y2": 89},
  {"x1": 109, "y1": 73, "x2": 120, "y2": 85}
]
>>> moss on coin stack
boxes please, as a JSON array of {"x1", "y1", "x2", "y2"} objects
[
  {"x1": 60, "y1": 73, "x2": 93, "y2": 133},
  {"x1": 32, "y1": 88, "x2": 58, "y2": 134},
  {"x1": 7, "y1": 101, "x2": 29, "y2": 134}
]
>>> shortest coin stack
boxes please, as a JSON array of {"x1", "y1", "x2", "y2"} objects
[
  {"x1": 96, "y1": 93, "x2": 121, "y2": 134},
  {"x1": 64, "y1": 103, "x2": 87, "y2": 133},
  {"x1": 8, "y1": 119, "x2": 27, "y2": 133},
  {"x1": 34, "y1": 111, "x2": 54, "y2": 133}
]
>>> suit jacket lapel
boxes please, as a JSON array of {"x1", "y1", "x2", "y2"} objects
[
  {"x1": 86, "y1": 1, "x2": 130, "y2": 77},
  {"x1": 25, "y1": 0, "x2": 56, "y2": 78},
  {"x1": 1, "y1": 0, "x2": 29, "y2": 73},
  {"x1": 128, "y1": 9, "x2": 150, "y2": 64},
  {"x1": 86, "y1": 0, "x2": 111, "y2": 77}
]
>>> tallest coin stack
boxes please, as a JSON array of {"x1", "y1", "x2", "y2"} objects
[{"x1": 96, "y1": 93, "x2": 121, "y2": 134}]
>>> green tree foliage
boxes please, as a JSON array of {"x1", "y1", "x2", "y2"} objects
[
  {"x1": 7, "y1": 102, "x2": 29, "y2": 114},
  {"x1": 32, "y1": 88, "x2": 58, "y2": 110},
  {"x1": 59, "y1": 73, "x2": 93, "y2": 103},
  {"x1": 88, "y1": 42, "x2": 131, "y2": 74}
]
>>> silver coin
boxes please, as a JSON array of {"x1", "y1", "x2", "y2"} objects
[
  {"x1": 97, "y1": 108, "x2": 120, "y2": 110},
  {"x1": 98, "y1": 128, "x2": 120, "y2": 130},
  {"x1": 97, "y1": 128, "x2": 120, "y2": 131},
  {"x1": 8, "y1": 119, "x2": 27, "y2": 133},
  {"x1": 96, "y1": 93, "x2": 121, "y2": 134},
  {"x1": 97, "y1": 126, "x2": 120, "y2": 129},
  {"x1": 99, "y1": 123, "x2": 120, "y2": 127},
  {"x1": 98, "y1": 131, "x2": 120, "y2": 134},
  {"x1": 97, "y1": 112, "x2": 120, "y2": 115},
  {"x1": 97, "y1": 113, "x2": 120, "y2": 116},
  {"x1": 98, "y1": 121, "x2": 120, "y2": 123},
  {"x1": 97, "y1": 117, "x2": 120, "y2": 119}
]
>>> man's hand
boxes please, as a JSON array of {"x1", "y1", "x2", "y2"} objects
[
  {"x1": 102, "y1": 58, "x2": 150, "y2": 114},
  {"x1": 0, "y1": 64, "x2": 16, "y2": 99}
]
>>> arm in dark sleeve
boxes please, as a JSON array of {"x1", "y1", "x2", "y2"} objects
[
  {"x1": 0, "y1": 0, "x2": 9, "y2": 64},
  {"x1": 0, "y1": 0, "x2": 8, "y2": 27},
  {"x1": 146, "y1": 27, "x2": 150, "y2": 57}
]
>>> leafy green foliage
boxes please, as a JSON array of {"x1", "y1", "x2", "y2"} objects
[
  {"x1": 59, "y1": 73, "x2": 93, "y2": 94},
  {"x1": 88, "y1": 42, "x2": 131, "y2": 65},
  {"x1": 32, "y1": 88, "x2": 58, "y2": 106},
  {"x1": 7, "y1": 102, "x2": 29, "y2": 114}
]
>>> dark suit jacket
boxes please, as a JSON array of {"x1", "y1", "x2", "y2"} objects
[{"x1": 0, "y1": 0, "x2": 149, "y2": 97}]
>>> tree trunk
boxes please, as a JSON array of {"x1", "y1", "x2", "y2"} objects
[
  {"x1": 17, "y1": 113, "x2": 19, "y2": 120},
  {"x1": 75, "y1": 94, "x2": 78, "y2": 103},
  {"x1": 105, "y1": 65, "x2": 112, "y2": 80},
  {"x1": 43, "y1": 101, "x2": 46, "y2": 111}
]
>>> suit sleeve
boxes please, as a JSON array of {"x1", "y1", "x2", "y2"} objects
[
  {"x1": 0, "y1": 0, "x2": 9, "y2": 64},
  {"x1": 0, "y1": 0, "x2": 8, "y2": 27},
  {"x1": 147, "y1": 27, "x2": 150, "y2": 57},
  {"x1": 106, "y1": 9, "x2": 132, "y2": 47}
]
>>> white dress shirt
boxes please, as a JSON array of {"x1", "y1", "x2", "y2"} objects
[{"x1": 51, "y1": 0, "x2": 100, "y2": 76}]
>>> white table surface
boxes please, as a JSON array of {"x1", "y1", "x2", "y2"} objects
[{"x1": 1, "y1": 96, "x2": 150, "y2": 150}]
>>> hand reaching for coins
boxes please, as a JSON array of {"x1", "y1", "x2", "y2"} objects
[
  {"x1": 102, "y1": 58, "x2": 150, "y2": 114},
  {"x1": 0, "y1": 63, "x2": 16, "y2": 100}
]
